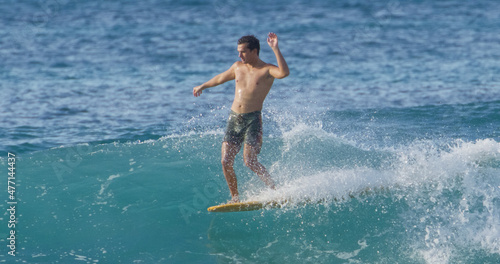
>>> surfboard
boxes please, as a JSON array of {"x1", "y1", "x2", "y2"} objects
[{"x1": 207, "y1": 200, "x2": 284, "y2": 213}]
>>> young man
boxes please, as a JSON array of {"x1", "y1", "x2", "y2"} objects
[{"x1": 193, "y1": 32, "x2": 289, "y2": 203}]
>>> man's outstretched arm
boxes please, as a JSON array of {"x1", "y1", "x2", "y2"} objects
[
  {"x1": 193, "y1": 63, "x2": 236, "y2": 97},
  {"x1": 267, "y1": 32, "x2": 290, "y2": 79}
]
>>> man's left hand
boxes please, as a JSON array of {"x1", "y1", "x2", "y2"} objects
[{"x1": 267, "y1": 32, "x2": 279, "y2": 48}]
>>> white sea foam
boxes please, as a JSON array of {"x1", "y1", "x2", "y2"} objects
[
  {"x1": 98, "y1": 174, "x2": 121, "y2": 197},
  {"x1": 247, "y1": 122, "x2": 500, "y2": 263}
]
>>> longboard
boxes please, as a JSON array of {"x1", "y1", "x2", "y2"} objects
[{"x1": 207, "y1": 200, "x2": 285, "y2": 213}]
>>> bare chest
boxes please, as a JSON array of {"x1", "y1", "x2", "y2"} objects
[{"x1": 235, "y1": 67, "x2": 272, "y2": 88}]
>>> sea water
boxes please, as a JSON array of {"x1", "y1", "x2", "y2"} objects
[{"x1": 1, "y1": 0, "x2": 499, "y2": 263}]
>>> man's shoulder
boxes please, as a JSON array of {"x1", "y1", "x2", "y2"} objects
[{"x1": 229, "y1": 61, "x2": 243, "y2": 72}]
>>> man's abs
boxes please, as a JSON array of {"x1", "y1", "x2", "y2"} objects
[
  {"x1": 231, "y1": 101, "x2": 264, "y2": 114},
  {"x1": 231, "y1": 82, "x2": 273, "y2": 113}
]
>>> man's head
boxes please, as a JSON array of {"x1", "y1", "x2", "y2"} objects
[
  {"x1": 238, "y1": 35, "x2": 260, "y2": 55},
  {"x1": 237, "y1": 35, "x2": 260, "y2": 64}
]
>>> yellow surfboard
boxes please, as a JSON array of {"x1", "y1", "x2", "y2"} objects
[{"x1": 207, "y1": 200, "x2": 285, "y2": 213}]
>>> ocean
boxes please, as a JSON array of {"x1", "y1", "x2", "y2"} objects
[{"x1": 1, "y1": 0, "x2": 500, "y2": 263}]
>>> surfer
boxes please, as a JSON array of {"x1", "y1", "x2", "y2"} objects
[{"x1": 193, "y1": 32, "x2": 290, "y2": 203}]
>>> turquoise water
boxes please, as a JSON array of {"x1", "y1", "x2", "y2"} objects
[{"x1": 1, "y1": 0, "x2": 500, "y2": 263}]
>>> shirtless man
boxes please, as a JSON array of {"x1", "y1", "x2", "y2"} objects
[{"x1": 193, "y1": 32, "x2": 289, "y2": 203}]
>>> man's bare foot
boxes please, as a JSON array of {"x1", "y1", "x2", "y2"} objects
[{"x1": 227, "y1": 196, "x2": 240, "y2": 204}]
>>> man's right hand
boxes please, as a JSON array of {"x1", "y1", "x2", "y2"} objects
[{"x1": 193, "y1": 85, "x2": 204, "y2": 97}]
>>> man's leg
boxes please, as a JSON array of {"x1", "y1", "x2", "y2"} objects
[
  {"x1": 243, "y1": 144, "x2": 276, "y2": 189},
  {"x1": 221, "y1": 141, "x2": 241, "y2": 203}
]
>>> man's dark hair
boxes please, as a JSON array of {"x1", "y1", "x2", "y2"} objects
[{"x1": 238, "y1": 35, "x2": 260, "y2": 55}]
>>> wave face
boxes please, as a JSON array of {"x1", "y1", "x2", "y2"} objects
[
  {"x1": 3, "y1": 103, "x2": 500, "y2": 263},
  {"x1": 2, "y1": 0, "x2": 500, "y2": 155}
]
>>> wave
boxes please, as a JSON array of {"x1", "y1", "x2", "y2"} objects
[
  {"x1": 5, "y1": 117, "x2": 499, "y2": 263},
  {"x1": 209, "y1": 124, "x2": 500, "y2": 263}
]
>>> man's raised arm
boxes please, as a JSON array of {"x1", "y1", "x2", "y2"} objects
[
  {"x1": 267, "y1": 32, "x2": 290, "y2": 79},
  {"x1": 193, "y1": 63, "x2": 236, "y2": 97}
]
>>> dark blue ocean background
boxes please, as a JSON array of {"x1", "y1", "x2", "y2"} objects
[{"x1": 1, "y1": 0, "x2": 500, "y2": 263}]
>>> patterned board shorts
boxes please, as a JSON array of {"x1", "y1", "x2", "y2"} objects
[{"x1": 223, "y1": 110, "x2": 263, "y2": 151}]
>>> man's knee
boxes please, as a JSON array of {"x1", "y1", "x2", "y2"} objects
[
  {"x1": 221, "y1": 156, "x2": 234, "y2": 169},
  {"x1": 221, "y1": 142, "x2": 239, "y2": 168},
  {"x1": 243, "y1": 144, "x2": 260, "y2": 168},
  {"x1": 243, "y1": 155, "x2": 258, "y2": 168},
  {"x1": 221, "y1": 151, "x2": 236, "y2": 169}
]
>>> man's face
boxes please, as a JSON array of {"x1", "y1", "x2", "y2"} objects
[{"x1": 237, "y1": 43, "x2": 257, "y2": 64}]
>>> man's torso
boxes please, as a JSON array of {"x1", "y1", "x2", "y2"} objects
[{"x1": 231, "y1": 61, "x2": 275, "y2": 113}]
